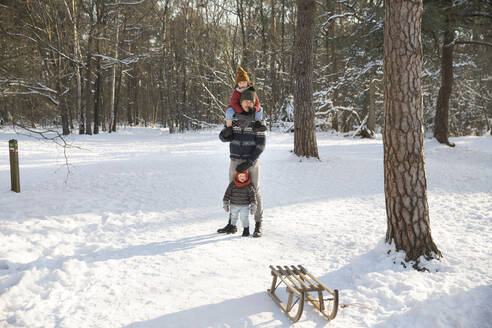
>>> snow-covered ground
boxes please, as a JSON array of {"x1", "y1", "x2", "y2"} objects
[{"x1": 0, "y1": 127, "x2": 491, "y2": 328}]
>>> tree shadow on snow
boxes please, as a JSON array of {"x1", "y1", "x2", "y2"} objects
[
  {"x1": 123, "y1": 291, "x2": 291, "y2": 328},
  {"x1": 0, "y1": 233, "x2": 232, "y2": 275},
  {"x1": 84, "y1": 233, "x2": 232, "y2": 263}
]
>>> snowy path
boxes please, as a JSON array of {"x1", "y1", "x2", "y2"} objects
[{"x1": 0, "y1": 128, "x2": 491, "y2": 328}]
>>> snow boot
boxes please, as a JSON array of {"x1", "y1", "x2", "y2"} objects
[
  {"x1": 226, "y1": 225, "x2": 238, "y2": 234},
  {"x1": 217, "y1": 219, "x2": 232, "y2": 233},
  {"x1": 242, "y1": 227, "x2": 250, "y2": 237},
  {"x1": 253, "y1": 222, "x2": 262, "y2": 238}
]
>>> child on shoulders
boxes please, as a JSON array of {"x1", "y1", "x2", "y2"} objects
[{"x1": 225, "y1": 67, "x2": 266, "y2": 132}]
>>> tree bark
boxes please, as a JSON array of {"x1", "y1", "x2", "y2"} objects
[
  {"x1": 93, "y1": 62, "x2": 102, "y2": 134},
  {"x1": 330, "y1": 3, "x2": 339, "y2": 132},
  {"x1": 236, "y1": 0, "x2": 247, "y2": 67},
  {"x1": 84, "y1": 8, "x2": 94, "y2": 135},
  {"x1": 126, "y1": 72, "x2": 134, "y2": 126},
  {"x1": 270, "y1": 0, "x2": 278, "y2": 130},
  {"x1": 93, "y1": 0, "x2": 105, "y2": 134},
  {"x1": 368, "y1": 78, "x2": 379, "y2": 133},
  {"x1": 434, "y1": 8, "x2": 456, "y2": 147},
  {"x1": 109, "y1": 8, "x2": 120, "y2": 133},
  {"x1": 57, "y1": 64, "x2": 70, "y2": 135},
  {"x1": 383, "y1": 0, "x2": 441, "y2": 263},
  {"x1": 69, "y1": 0, "x2": 84, "y2": 135},
  {"x1": 293, "y1": 0, "x2": 318, "y2": 158}
]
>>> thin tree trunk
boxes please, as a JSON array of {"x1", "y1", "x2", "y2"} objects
[
  {"x1": 110, "y1": 13, "x2": 120, "y2": 133},
  {"x1": 331, "y1": 4, "x2": 339, "y2": 132},
  {"x1": 70, "y1": 0, "x2": 83, "y2": 134},
  {"x1": 383, "y1": 0, "x2": 441, "y2": 263},
  {"x1": 93, "y1": 0, "x2": 105, "y2": 134},
  {"x1": 434, "y1": 8, "x2": 456, "y2": 147},
  {"x1": 93, "y1": 58, "x2": 101, "y2": 134},
  {"x1": 57, "y1": 60, "x2": 70, "y2": 135},
  {"x1": 134, "y1": 76, "x2": 139, "y2": 126},
  {"x1": 368, "y1": 79, "x2": 378, "y2": 133},
  {"x1": 236, "y1": 0, "x2": 247, "y2": 66},
  {"x1": 270, "y1": 0, "x2": 278, "y2": 129},
  {"x1": 126, "y1": 72, "x2": 133, "y2": 126},
  {"x1": 84, "y1": 19, "x2": 94, "y2": 135},
  {"x1": 113, "y1": 65, "x2": 122, "y2": 131},
  {"x1": 293, "y1": 0, "x2": 318, "y2": 158}
]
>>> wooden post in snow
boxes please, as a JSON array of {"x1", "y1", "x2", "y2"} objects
[{"x1": 9, "y1": 139, "x2": 20, "y2": 193}]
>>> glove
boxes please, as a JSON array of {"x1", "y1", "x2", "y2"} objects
[
  {"x1": 223, "y1": 201, "x2": 229, "y2": 212},
  {"x1": 220, "y1": 126, "x2": 233, "y2": 141},
  {"x1": 253, "y1": 121, "x2": 267, "y2": 132},
  {"x1": 250, "y1": 205, "x2": 257, "y2": 215},
  {"x1": 241, "y1": 107, "x2": 254, "y2": 115},
  {"x1": 236, "y1": 160, "x2": 253, "y2": 172}
]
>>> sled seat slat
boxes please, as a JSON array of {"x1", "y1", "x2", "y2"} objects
[
  {"x1": 298, "y1": 265, "x2": 337, "y2": 295},
  {"x1": 269, "y1": 265, "x2": 302, "y2": 296},
  {"x1": 289, "y1": 265, "x2": 319, "y2": 289},
  {"x1": 267, "y1": 264, "x2": 339, "y2": 323},
  {"x1": 284, "y1": 266, "x2": 326, "y2": 292}
]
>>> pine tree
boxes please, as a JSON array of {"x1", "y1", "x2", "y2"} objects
[
  {"x1": 383, "y1": 0, "x2": 441, "y2": 263},
  {"x1": 293, "y1": 0, "x2": 318, "y2": 158}
]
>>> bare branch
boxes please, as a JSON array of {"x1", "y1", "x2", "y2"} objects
[
  {"x1": 105, "y1": 0, "x2": 146, "y2": 7},
  {"x1": 455, "y1": 40, "x2": 492, "y2": 47},
  {"x1": 12, "y1": 122, "x2": 84, "y2": 178}
]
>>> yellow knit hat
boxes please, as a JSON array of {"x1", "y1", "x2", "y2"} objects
[{"x1": 235, "y1": 66, "x2": 251, "y2": 86}]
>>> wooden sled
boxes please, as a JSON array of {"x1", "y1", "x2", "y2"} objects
[{"x1": 267, "y1": 265, "x2": 339, "y2": 322}]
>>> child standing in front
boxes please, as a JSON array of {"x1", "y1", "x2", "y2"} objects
[
  {"x1": 222, "y1": 171, "x2": 257, "y2": 236},
  {"x1": 225, "y1": 67, "x2": 266, "y2": 132}
]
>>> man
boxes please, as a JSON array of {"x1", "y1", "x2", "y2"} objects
[{"x1": 218, "y1": 87, "x2": 266, "y2": 237}]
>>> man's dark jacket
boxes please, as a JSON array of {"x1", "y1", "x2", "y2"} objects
[{"x1": 219, "y1": 111, "x2": 266, "y2": 162}]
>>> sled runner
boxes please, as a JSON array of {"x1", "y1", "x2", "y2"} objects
[{"x1": 267, "y1": 265, "x2": 339, "y2": 322}]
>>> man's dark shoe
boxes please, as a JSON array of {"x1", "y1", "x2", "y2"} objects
[
  {"x1": 226, "y1": 225, "x2": 238, "y2": 234},
  {"x1": 242, "y1": 227, "x2": 250, "y2": 237},
  {"x1": 253, "y1": 222, "x2": 262, "y2": 238},
  {"x1": 217, "y1": 219, "x2": 232, "y2": 233}
]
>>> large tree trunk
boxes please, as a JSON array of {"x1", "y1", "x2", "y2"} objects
[
  {"x1": 293, "y1": 0, "x2": 318, "y2": 158},
  {"x1": 434, "y1": 10, "x2": 455, "y2": 147},
  {"x1": 383, "y1": 0, "x2": 441, "y2": 263}
]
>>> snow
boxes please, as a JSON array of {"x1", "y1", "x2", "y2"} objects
[{"x1": 0, "y1": 127, "x2": 491, "y2": 328}]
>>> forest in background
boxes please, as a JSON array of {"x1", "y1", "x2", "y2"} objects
[{"x1": 0, "y1": 0, "x2": 491, "y2": 136}]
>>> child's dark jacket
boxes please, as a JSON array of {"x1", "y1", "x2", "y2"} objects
[{"x1": 223, "y1": 182, "x2": 257, "y2": 207}]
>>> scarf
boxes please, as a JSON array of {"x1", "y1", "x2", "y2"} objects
[{"x1": 234, "y1": 171, "x2": 251, "y2": 187}]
